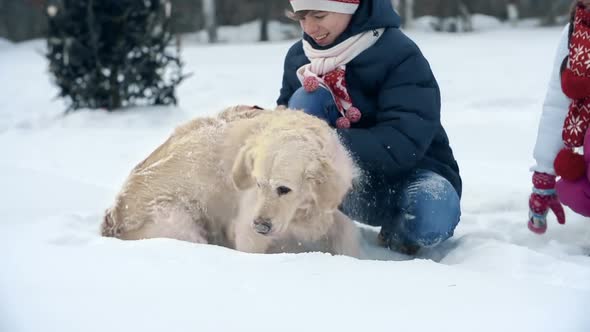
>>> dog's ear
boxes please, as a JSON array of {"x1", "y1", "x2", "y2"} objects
[
  {"x1": 232, "y1": 145, "x2": 256, "y2": 190},
  {"x1": 307, "y1": 157, "x2": 352, "y2": 211}
]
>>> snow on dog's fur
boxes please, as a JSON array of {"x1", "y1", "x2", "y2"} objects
[{"x1": 101, "y1": 105, "x2": 361, "y2": 257}]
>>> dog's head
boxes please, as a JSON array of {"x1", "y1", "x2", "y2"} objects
[{"x1": 231, "y1": 126, "x2": 354, "y2": 237}]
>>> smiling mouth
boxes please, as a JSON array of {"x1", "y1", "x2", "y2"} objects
[{"x1": 314, "y1": 33, "x2": 329, "y2": 43}]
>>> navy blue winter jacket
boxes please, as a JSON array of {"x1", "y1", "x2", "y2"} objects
[{"x1": 277, "y1": 0, "x2": 462, "y2": 197}]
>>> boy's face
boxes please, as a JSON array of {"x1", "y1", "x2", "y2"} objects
[{"x1": 299, "y1": 11, "x2": 353, "y2": 46}]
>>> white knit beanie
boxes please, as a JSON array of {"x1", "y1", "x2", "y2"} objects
[{"x1": 290, "y1": 0, "x2": 360, "y2": 14}]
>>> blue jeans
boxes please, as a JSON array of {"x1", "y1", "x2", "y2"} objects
[
  {"x1": 288, "y1": 86, "x2": 340, "y2": 127},
  {"x1": 341, "y1": 169, "x2": 461, "y2": 251}
]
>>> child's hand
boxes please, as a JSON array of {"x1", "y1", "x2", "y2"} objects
[{"x1": 527, "y1": 172, "x2": 566, "y2": 234}]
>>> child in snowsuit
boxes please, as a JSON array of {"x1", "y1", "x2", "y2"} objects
[{"x1": 528, "y1": 0, "x2": 590, "y2": 234}]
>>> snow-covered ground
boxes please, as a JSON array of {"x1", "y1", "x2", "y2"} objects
[{"x1": 1, "y1": 25, "x2": 589, "y2": 332}]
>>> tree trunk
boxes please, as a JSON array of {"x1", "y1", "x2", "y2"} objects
[
  {"x1": 458, "y1": 1, "x2": 473, "y2": 32},
  {"x1": 202, "y1": 0, "x2": 217, "y2": 43},
  {"x1": 404, "y1": 0, "x2": 414, "y2": 29},
  {"x1": 540, "y1": 0, "x2": 571, "y2": 26},
  {"x1": 259, "y1": 0, "x2": 271, "y2": 42},
  {"x1": 393, "y1": 0, "x2": 413, "y2": 28},
  {"x1": 391, "y1": 0, "x2": 400, "y2": 12},
  {"x1": 0, "y1": 1, "x2": 7, "y2": 39},
  {"x1": 433, "y1": 0, "x2": 473, "y2": 33},
  {"x1": 507, "y1": 1, "x2": 519, "y2": 26}
]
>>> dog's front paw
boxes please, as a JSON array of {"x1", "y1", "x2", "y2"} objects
[
  {"x1": 377, "y1": 229, "x2": 420, "y2": 256},
  {"x1": 100, "y1": 209, "x2": 119, "y2": 237}
]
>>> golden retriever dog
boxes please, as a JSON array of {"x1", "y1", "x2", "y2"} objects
[{"x1": 101, "y1": 105, "x2": 361, "y2": 258}]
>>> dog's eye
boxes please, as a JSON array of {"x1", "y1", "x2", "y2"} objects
[{"x1": 276, "y1": 186, "x2": 292, "y2": 196}]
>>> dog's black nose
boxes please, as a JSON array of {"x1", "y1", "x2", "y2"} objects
[{"x1": 253, "y1": 218, "x2": 272, "y2": 235}]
